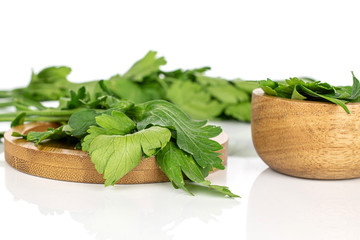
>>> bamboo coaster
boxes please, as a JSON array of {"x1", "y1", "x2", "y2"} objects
[{"x1": 4, "y1": 122, "x2": 228, "y2": 184}]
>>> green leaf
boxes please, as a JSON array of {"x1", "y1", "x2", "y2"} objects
[
  {"x1": 95, "y1": 110, "x2": 136, "y2": 135},
  {"x1": 207, "y1": 85, "x2": 250, "y2": 104},
  {"x1": 261, "y1": 77, "x2": 352, "y2": 114},
  {"x1": 36, "y1": 66, "x2": 72, "y2": 83},
  {"x1": 103, "y1": 97, "x2": 135, "y2": 110},
  {"x1": 297, "y1": 85, "x2": 350, "y2": 114},
  {"x1": 156, "y1": 142, "x2": 192, "y2": 194},
  {"x1": 195, "y1": 73, "x2": 229, "y2": 86},
  {"x1": 156, "y1": 142, "x2": 239, "y2": 197},
  {"x1": 285, "y1": 77, "x2": 306, "y2": 87},
  {"x1": 166, "y1": 81, "x2": 224, "y2": 120},
  {"x1": 10, "y1": 112, "x2": 26, "y2": 127},
  {"x1": 123, "y1": 51, "x2": 167, "y2": 82},
  {"x1": 23, "y1": 66, "x2": 75, "y2": 101},
  {"x1": 132, "y1": 100, "x2": 224, "y2": 170},
  {"x1": 335, "y1": 86, "x2": 352, "y2": 99},
  {"x1": 160, "y1": 67, "x2": 211, "y2": 81},
  {"x1": 275, "y1": 83, "x2": 294, "y2": 98},
  {"x1": 291, "y1": 86, "x2": 307, "y2": 100},
  {"x1": 82, "y1": 110, "x2": 141, "y2": 152},
  {"x1": 349, "y1": 71, "x2": 360, "y2": 100},
  {"x1": 106, "y1": 75, "x2": 150, "y2": 103},
  {"x1": 68, "y1": 109, "x2": 100, "y2": 138},
  {"x1": 11, "y1": 132, "x2": 26, "y2": 138},
  {"x1": 61, "y1": 86, "x2": 89, "y2": 109},
  {"x1": 224, "y1": 102, "x2": 252, "y2": 122},
  {"x1": 26, "y1": 126, "x2": 69, "y2": 145},
  {"x1": 88, "y1": 126, "x2": 171, "y2": 186},
  {"x1": 81, "y1": 126, "x2": 108, "y2": 152},
  {"x1": 232, "y1": 80, "x2": 259, "y2": 94},
  {"x1": 259, "y1": 79, "x2": 279, "y2": 96}
]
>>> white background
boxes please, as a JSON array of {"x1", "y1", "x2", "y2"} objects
[
  {"x1": 1, "y1": 0, "x2": 360, "y2": 89},
  {"x1": 1, "y1": 2, "x2": 360, "y2": 239}
]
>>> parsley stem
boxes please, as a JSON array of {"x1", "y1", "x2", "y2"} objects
[
  {"x1": 0, "y1": 115, "x2": 70, "y2": 122},
  {"x1": 0, "y1": 91, "x2": 12, "y2": 98},
  {"x1": 0, "y1": 102, "x2": 13, "y2": 108},
  {"x1": 0, "y1": 109, "x2": 82, "y2": 118}
]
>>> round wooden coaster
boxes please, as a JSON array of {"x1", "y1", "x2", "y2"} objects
[{"x1": 4, "y1": 122, "x2": 228, "y2": 184}]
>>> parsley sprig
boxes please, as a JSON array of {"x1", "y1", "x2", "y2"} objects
[
  {"x1": 0, "y1": 51, "x2": 257, "y2": 122},
  {"x1": 10, "y1": 83, "x2": 239, "y2": 197},
  {"x1": 259, "y1": 73, "x2": 360, "y2": 114}
]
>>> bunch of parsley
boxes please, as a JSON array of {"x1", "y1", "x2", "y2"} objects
[
  {"x1": 0, "y1": 51, "x2": 257, "y2": 122},
  {"x1": 10, "y1": 83, "x2": 239, "y2": 197},
  {"x1": 259, "y1": 73, "x2": 360, "y2": 114}
]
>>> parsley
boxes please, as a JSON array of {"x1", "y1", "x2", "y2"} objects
[
  {"x1": 259, "y1": 74, "x2": 360, "y2": 114},
  {"x1": 10, "y1": 84, "x2": 238, "y2": 197},
  {"x1": 131, "y1": 100, "x2": 224, "y2": 171},
  {"x1": 0, "y1": 51, "x2": 256, "y2": 122}
]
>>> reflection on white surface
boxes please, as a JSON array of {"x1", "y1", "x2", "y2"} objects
[
  {"x1": 0, "y1": 144, "x2": 4, "y2": 168},
  {"x1": 4, "y1": 161, "x2": 239, "y2": 240},
  {"x1": 247, "y1": 169, "x2": 360, "y2": 240}
]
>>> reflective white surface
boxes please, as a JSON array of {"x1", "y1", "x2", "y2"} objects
[{"x1": 1, "y1": 122, "x2": 360, "y2": 240}]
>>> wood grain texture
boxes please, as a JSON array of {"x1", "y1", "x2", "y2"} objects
[
  {"x1": 251, "y1": 88, "x2": 360, "y2": 179},
  {"x1": 4, "y1": 122, "x2": 228, "y2": 184}
]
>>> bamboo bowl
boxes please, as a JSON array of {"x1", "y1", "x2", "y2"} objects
[
  {"x1": 4, "y1": 122, "x2": 228, "y2": 184},
  {"x1": 251, "y1": 88, "x2": 360, "y2": 180}
]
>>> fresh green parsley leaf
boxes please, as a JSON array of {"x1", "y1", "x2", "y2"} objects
[
  {"x1": 160, "y1": 66, "x2": 211, "y2": 81},
  {"x1": 123, "y1": 51, "x2": 167, "y2": 82},
  {"x1": 11, "y1": 131, "x2": 26, "y2": 138},
  {"x1": 95, "y1": 110, "x2": 136, "y2": 135},
  {"x1": 195, "y1": 74, "x2": 250, "y2": 104},
  {"x1": 88, "y1": 126, "x2": 171, "y2": 186},
  {"x1": 156, "y1": 142, "x2": 239, "y2": 197},
  {"x1": 23, "y1": 66, "x2": 75, "y2": 101},
  {"x1": 259, "y1": 79, "x2": 279, "y2": 96},
  {"x1": 232, "y1": 79, "x2": 259, "y2": 95},
  {"x1": 260, "y1": 77, "x2": 351, "y2": 114},
  {"x1": 224, "y1": 102, "x2": 252, "y2": 122},
  {"x1": 132, "y1": 100, "x2": 224, "y2": 170},
  {"x1": 26, "y1": 126, "x2": 68, "y2": 145},
  {"x1": 106, "y1": 75, "x2": 150, "y2": 103},
  {"x1": 349, "y1": 71, "x2": 360, "y2": 100},
  {"x1": 297, "y1": 85, "x2": 350, "y2": 114},
  {"x1": 10, "y1": 112, "x2": 26, "y2": 127},
  {"x1": 166, "y1": 80, "x2": 224, "y2": 120},
  {"x1": 290, "y1": 85, "x2": 307, "y2": 100},
  {"x1": 82, "y1": 110, "x2": 146, "y2": 153},
  {"x1": 60, "y1": 86, "x2": 89, "y2": 109},
  {"x1": 68, "y1": 109, "x2": 100, "y2": 138}
]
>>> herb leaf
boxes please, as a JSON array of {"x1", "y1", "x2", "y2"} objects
[
  {"x1": 10, "y1": 112, "x2": 26, "y2": 127},
  {"x1": 88, "y1": 126, "x2": 171, "y2": 186},
  {"x1": 349, "y1": 71, "x2": 360, "y2": 100},
  {"x1": 297, "y1": 85, "x2": 350, "y2": 114},
  {"x1": 123, "y1": 51, "x2": 166, "y2": 82},
  {"x1": 96, "y1": 111, "x2": 136, "y2": 134},
  {"x1": 68, "y1": 109, "x2": 100, "y2": 138},
  {"x1": 224, "y1": 102, "x2": 252, "y2": 122},
  {"x1": 26, "y1": 126, "x2": 68, "y2": 145},
  {"x1": 132, "y1": 100, "x2": 224, "y2": 170},
  {"x1": 166, "y1": 81, "x2": 224, "y2": 120},
  {"x1": 157, "y1": 142, "x2": 239, "y2": 197},
  {"x1": 259, "y1": 77, "x2": 352, "y2": 114}
]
